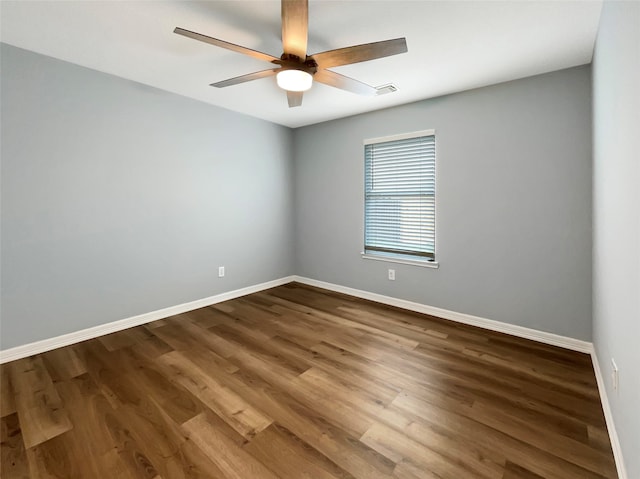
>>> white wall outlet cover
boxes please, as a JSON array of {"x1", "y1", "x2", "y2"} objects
[
  {"x1": 388, "y1": 269, "x2": 396, "y2": 280},
  {"x1": 218, "y1": 266, "x2": 225, "y2": 278}
]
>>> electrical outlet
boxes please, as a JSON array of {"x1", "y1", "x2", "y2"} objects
[
  {"x1": 611, "y1": 358, "x2": 619, "y2": 391},
  {"x1": 388, "y1": 269, "x2": 395, "y2": 281},
  {"x1": 218, "y1": 266, "x2": 225, "y2": 278}
]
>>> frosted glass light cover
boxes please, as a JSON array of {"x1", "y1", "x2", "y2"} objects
[{"x1": 276, "y1": 69, "x2": 313, "y2": 92}]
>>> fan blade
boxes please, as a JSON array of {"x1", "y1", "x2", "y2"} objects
[
  {"x1": 314, "y1": 70, "x2": 377, "y2": 96},
  {"x1": 312, "y1": 38, "x2": 407, "y2": 69},
  {"x1": 282, "y1": 0, "x2": 308, "y2": 59},
  {"x1": 211, "y1": 69, "x2": 278, "y2": 88},
  {"x1": 174, "y1": 27, "x2": 279, "y2": 64},
  {"x1": 287, "y1": 91, "x2": 303, "y2": 108}
]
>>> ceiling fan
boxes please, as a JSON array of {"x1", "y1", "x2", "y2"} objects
[{"x1": 174, "y1": 0, "x2": 408, "y2": 108}]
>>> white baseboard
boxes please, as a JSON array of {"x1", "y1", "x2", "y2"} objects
[
  {"x1": 0, "y1": 273, "x2": 627, "y2": 479},
  {"x1": 591, "y1": 352, "x2": 628, "y2": 479},
  {"x1": 292, "y1": 276, "x2": 593, "y2": 353},
  {"x1": 0, "y1": 274, "x2": 592, "y2": 361},
  {"x1": 0, "y1": 276, "x2": 295, "y2": 364}
]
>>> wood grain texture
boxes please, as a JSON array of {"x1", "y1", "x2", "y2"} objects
[
  {"x1": 286, "y1": 91, "x2": 303, "y2": 108},
  {"x1": 313, "y1": 69, "x2": 378, "y2": 96},
  {"x1": 0, "y1": 283, "x2": 617, "y2": 478},
  {"x1": 1, "y1": 414, "x2": 28, "y2": 478},
  {"x1": 7, "y1": 356, "x2": 72, "y2": 449},
  {"x1": 281, "y1": 0, "x2": 308, "y2": 59},
  {"x1": 312, "y1": 38, "x2": 408, "y2": 69},
  {"x1": 173, "y1": 27, "x2": 278, "y2": 64},
  {"x1": 1, "y1": 367, "x2": 17, "y2": 418}
]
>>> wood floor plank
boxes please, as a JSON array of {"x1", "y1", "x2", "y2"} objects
[
  {"x1": 54, "y1": 372, "x2": 153, "y2": 478},
  {"x1": 152, "y1": 321, "x2": 237, "y2": 359},
  {"x1": 98, "y1": 326, "x2": 154, "y2": 352},
  {"x1": 399, "y1": 414, "x2": 506, "y2": 479},
  {"x1": 393, "y1": 459, "x2": 447, "y2": 479},
  {"x1": 154, "y1": 326, "x2": 240, "y2": 376},
  {"x1": 117, "y1": 398, "x2": 227, "y2": 479},
  {"x1": 394, "y1": 339, "x2": 600, "y2": 412},
  {"x1": 309, "y1": 341, "x2": 476, "y2": 412},
  {"x1": 118, "y1": 347, "x2": 206, "y2": 426},
  {"x1": 461, "y1": 346, "x2": 599, "y2": 398},
  {"x1": 468, "y1": 401, "x2": 616, "y2": 477},
  {"x1": 251, "y1": 293, "x2": 421, "y2": 352},
  {"x1": 158, "y1": 351, "x2": 272, "y2": 439},
  {"x1": 191, "y1": 360, "x2": 396, "y2": 479},
  {"x1": 183, "y1": 307, "x2": 227, "y2": 329},
  {"x1": 393, "y1": 391, "x2": 612, "y2": 479},
  {"x1": 588, "y1": 424, "x2": 616, "y2": 454},
  {"x1": 76, "y1": 340, "x2": 146, "y2": 410},
  {"x1": 9, "y1": 356, "x2": 72, "y2": 449},
  {"x1": 298, "y1": 366, "x2": 398, "y2": 408},
  {"x1": 182, "y1": 412, "x2": 280, "y2": 479},
  {"x1": 243, "y1": 423, "x2": 358, "y2": 479},
  {"x1": 53, "y1": 374, "x2": 121, "y2": 476},
  {"x1": 261, "y1": 307, "x2": 338, "y2": 348},
  {"x1": 361, "y1": 422, "x2": 474, "y2": 478},
  {"x1": 1, "y1": 413, "x2": 29, "y2": 478},
  {"x1": 0, "y1": 283, "x2": 617, "y2": 478},
  {"x1": 40, "y1": 345, "x2": 87, "y2": 381},
  {"x1": 210, "y1": 322, "x2": 311, "y2": 378},
  {"x1": 487, "y1": 333, "x2": 593, "y2": 368},
  {"x1": 336, "y1": 305, "x2": 467, "y2": 349},
  {"x1": 131, "y1": 333, "x2": 174, "y2": 359},
  {"x1": 375, "y1": 339, "x2": 606, "y2": 430},
  {"x1": 271, "y1": 335, "x2": 402, "y2": 402},
  {"x1": 215, "y1": 298, "x2": 283, "y2": 330},
  {"x1": 288, "y1": 370, "x2": 375, "y2": 437},
  {"x1": 101, "y1": 408, "x2": 162, "y2": 479},
  {"x1": 25, "y1": 434, "x2": 78, "y2": 479},
  {"x1": 179, "y1": 339, "x2": 375, "y2": 441},
  {"x1": 292, "y1": 367, "x2": 409, "y2": 433},
  {"x1": 502, "y1": 461, "x2": 546, "y2": 479},
  {"x1": 1, "y1": 364, "x2": 17, "y2": 418}
]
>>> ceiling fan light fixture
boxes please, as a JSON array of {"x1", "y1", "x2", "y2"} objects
[{"x1": 276, "y1": 69, "x2": 313, "y2": 92}]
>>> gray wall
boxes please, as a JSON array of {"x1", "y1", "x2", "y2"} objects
[
  {"x1": 294, "y1": 66, "x2": 593, "y2": 340},
  {"x1": 1, "y1": 45, "x2": 595, "y2": 350},
  {"x1": 1, "y1": 44, "x2": 294, "y2": 349},
  {"x1": 592, "y1": 2, "x2": 640, "y2": 477}
]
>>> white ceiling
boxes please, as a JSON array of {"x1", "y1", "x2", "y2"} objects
[{"x1": 1, "y1": 0, "x2": 602, "y2": 128}]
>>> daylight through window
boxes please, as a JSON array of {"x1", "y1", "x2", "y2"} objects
[{"x1": 364, "y1": 130, "x2": 436, "y2": 262}]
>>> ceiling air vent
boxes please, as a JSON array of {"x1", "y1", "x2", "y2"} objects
[{"x1": 375, "y1": 84, "x2": 398, "y2": 95}]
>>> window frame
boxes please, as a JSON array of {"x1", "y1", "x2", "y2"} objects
[{"x1": 361, "y1": 129, "x2": 439, "y2": 269}]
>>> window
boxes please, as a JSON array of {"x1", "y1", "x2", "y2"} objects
[{"x1": 363, "y1": 130, "x2": 436, "y2": 266}]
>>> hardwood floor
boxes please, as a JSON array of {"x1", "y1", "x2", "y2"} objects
[{"x1": 0, "y1": 282, "x2": 617, "y2": 478}]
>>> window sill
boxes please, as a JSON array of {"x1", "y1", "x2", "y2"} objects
[{"x1": 361, "y1": 253, "x2": 439, "y2": 269}]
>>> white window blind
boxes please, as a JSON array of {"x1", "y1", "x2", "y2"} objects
[{"x1": 364, "y1": 131, "x2": 436, "y2": 261}]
